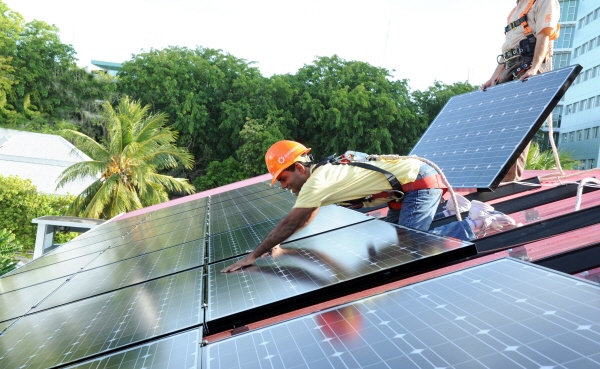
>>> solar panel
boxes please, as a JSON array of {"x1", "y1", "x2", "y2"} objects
[
  {"x1": 206, "y1": 220, "x2": 474, "y2": 330},
  {"x1": 210, "y1": 190, "x2": 295, "y2": 212},
  {"x1": 84, "y1": 233, "x2": 204, "y2": 270},
  {"x1": 0, "y1": 278, "x2": 67, "y2": 323},
  {"x1": 0, "y1": 268, "x2": 204, "y2": 369},
  {"x1": 208, "y1": 205, "x2": 374, "y2": 263},
  {"x1": 410, "y1": 64, "x2": 582, "y2": 189},
  {"x1": 202, "y1": 258, "x2": 600, "y2": 369},
  {"x1": 0, "y1": 252, "x2": 101, "y2": 294},
  {"x1": 35, "y1": 240, "x2": 206, "y2": 311},
  {"x1": 209, "y1": 202, "x2": 293, "y2": 235},
  {"x1": 67, "y1": 329, "x2": 200, "y2": 369},
  {"x1": 210, "y1": 182, "x2": 275, "y2": 204}
]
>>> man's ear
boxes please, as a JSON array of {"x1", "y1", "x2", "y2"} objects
[{"x1": 296, "y1": 162, "x2": 309, "y2": 175}]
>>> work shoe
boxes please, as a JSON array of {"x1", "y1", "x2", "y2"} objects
[
  {"x1": 475, "y1": 212, "x2": 519, "y2": 238},
  {"x1": 468, "y1": 200, "x2": 496, "y2": 220},
  {"x1": 443, "y1": 194, "x2": 471, "y2": 216}
]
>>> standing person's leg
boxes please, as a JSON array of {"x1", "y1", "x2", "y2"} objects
[{"x1": 501, "y1": 141, "x2": 531, "y2": 182}]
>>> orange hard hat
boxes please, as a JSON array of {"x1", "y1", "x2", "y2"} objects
[{"x1": 265, "y1": 140, "x2": 311, "y2": 185}]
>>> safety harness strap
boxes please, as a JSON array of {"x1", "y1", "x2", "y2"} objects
[{"x1": 504, "y1": 0, "x2": 536, "y2": 35}]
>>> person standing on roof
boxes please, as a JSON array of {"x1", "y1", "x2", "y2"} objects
[
  {"x1": 222, "y1": 140, "x2": 518, "y2": 273},
  {"x1": 482, "y1": 0, "x2": 560, "y2": 182}
]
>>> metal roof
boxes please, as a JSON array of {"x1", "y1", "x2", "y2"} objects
[{"x1": 0, "y1": 128, "x2": 98, "y2": 195}]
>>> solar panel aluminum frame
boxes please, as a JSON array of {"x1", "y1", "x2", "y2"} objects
[
  {"x1": 410, "y1": 64, "x2": 582, "y2": 190},
  {"x1": 475, "y1": 203, "x2": 600, "y2": 253},
  {"x1": 204, "y1": 227, "x2": 476, "y2": 334}
]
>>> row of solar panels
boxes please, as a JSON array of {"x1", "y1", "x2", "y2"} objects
[{"x1": 0, "y1": 181, "x2": 476, "y2": 368}]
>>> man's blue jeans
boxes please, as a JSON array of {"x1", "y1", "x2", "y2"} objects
[{"x1": 384, "y1": 163, "x2": 476, "y2": 241}]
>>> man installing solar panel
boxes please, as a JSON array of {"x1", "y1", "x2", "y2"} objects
[
  {"x1": 481, "y1": 0, "x2": 560, "y2": 182},
  {"x1": 221, "y1": 140, "x2": 518, "y2": 273}
]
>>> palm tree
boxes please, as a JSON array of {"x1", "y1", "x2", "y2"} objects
[
  {"x1": 526, "y1": 141, "x2": 579, "y2": 170},
  {"x1": 0, "y1": 229, "x2": 22, "y2": 276},
  {"x1": 57, "y1": 97, "x2": 195, "y2": 219}
]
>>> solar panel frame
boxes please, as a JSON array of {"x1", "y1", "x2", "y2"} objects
[
  {"x1": 410, "y1": 64, "x2": 582, "y2": 189},
  {"x1": 206, "y1": 220, "x2": 475, "y2": 332},
  {"x1": 34, "y1": 240, "x2": 206, "y2": 312},
  {"x1": 0, "y1": 268, "x2": 204, "y2": 369},
  {"x1": 65, "y1": 328, "x2": 201, "y2": 369},
  {"x1": 208, "y1": 205, "x2": 374, "y2": 263},
  {"x1": 202, "y1": 258, "x2": 600, "y2": 369}
]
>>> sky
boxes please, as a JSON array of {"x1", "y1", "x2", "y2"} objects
[{"x1": 5, "y1": 0, "x2": 514, "y2": 91}]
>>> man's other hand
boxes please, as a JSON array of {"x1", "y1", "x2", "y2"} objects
[{"x1": 221, "y1": 254, "x2": 257, "y2": 273}]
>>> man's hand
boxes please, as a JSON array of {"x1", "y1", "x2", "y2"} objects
[
  {"x1": 221, "y1": 254, "x2": 257, "y2": 273},
  {"x1": 481, "y1": 78, "x2": 496, "y2": 91},
  {"x1": 519, "y1": 67, "x2": 538, "y2": 81}
]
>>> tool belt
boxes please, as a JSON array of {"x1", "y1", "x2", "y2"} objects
[
  {"x1": 347, "y1": 174, "x2": 447, "y2": 210},
  {"x1": 498, "y1": 55, "x2": 534, "y2": 84}
]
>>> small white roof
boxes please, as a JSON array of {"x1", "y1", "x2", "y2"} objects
[{"x1": 0, "y1": 128, "x2": 98, "y2": 195}]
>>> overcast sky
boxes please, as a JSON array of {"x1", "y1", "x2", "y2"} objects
[{"x1": 5, "y1": 0, "x2": 514, "y2": 91}]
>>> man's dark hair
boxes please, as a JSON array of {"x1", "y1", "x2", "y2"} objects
[{"x1": 283, "y1": 161, "x2": 312, "y2": 173}]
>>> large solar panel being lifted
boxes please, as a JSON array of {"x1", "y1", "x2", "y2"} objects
[
  {"x1": 0, "y1": 268, "x2": 204, "y2": 369},
  {"x1": 206, "y1": 220, "x2": 474, "y2": 330},
  {"x1": 68, "y1": 329, "x2": 201, "y2": 369},
  {"x1": 410, "y1": 64, "x2": 582, "y2": 189},
  {"x1": 202, "y1": 258, "x2": 600, "y2": 369},
  {"x1": 209, "y1": 205, "x2": 374, "y2": 263}
]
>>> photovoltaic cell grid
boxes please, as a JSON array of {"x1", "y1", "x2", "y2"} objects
[
  {"x1": 203, "y1": 258, "x2": 600, "y2": 369},
  {"x1": 208, "y1": 205, "x2": 373, "y2": 263},
  {"x1": 0, "y1": 268, "x2": 204, "y2": 369},
  {"x1": 0, "y1": 277, "x2": 67, "y2": 323},
  {"x1": 410, "y1": 64, "x2": 582, "y2": 189},
  {"x1": 32, "y1": 239, "x2": 206, "y2": 313},
  {"x1": 67, "y1": 329, "x2": 200, "y2": 369},
  {"x1": 210, "y1": 181, "x2": 274, "y2": 203},
  {"x1": 207, "y1": 220, "x2": 474, "y2": 323},
  {"x1": 209, "y1": 200, "x2": 293, "y2": 235},
  {"x1": 0, "y1": 205, "x2": 206, "y2": 294}
]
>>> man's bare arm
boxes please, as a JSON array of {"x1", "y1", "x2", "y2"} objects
[
  {"x1": 221, "y1": 207, "x2": 319, "y2": 273},
  {"x1": 520, "y1": 27, "x2": 553, "y2": 80}
]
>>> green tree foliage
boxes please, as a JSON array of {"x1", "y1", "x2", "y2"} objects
[
  {"x1": 193, "y1": 157, "x2": 248, "y2": 192},
  {"x1": 57, "y1": 97, "x2": 196, "y2": 219},
  {"x1": 117, "y1": 47, "x2": 279, "y2": 172},
  {"x1": 411, "y1": 81, "x2": 479, "y2": 125},
  {"x1": 0, "y1": 1, "x2": 113, "y2": 129},
  {"x1": 0, "y1": 175, "x2": 74, "y2": 254},
  {"x1": 0, "y1": 228, "x2": 22, "y2": 276},
  {"x1": 236, "y1": 117, "x2": 285, "y2": 177},
  {"x1": 526, "y1": 141, "x2": 578, "y2": 170},
  {"x1": 285, "y1": 55, "x2": 423, "y2": 157}
]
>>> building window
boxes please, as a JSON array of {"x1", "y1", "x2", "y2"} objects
[
  {"x1": 585, "y1": 128, "x2": 591, "y2": 140},
  {"x1": 554, "y1": 25, "x2": 574, "y2": 49},
  {"x1": 577, "y1": 130, "x2": 583, "y2": 141},
  {"x1": 570, "y1": 132, "x2": 575, "y2": 142},
  {"x1": 589, "y1": 97, "x2": 595, "y2": 109},
  {"x1": 553, "y1": 53, "x2": 571, "y2": 69},
  {"x1": 579, "y1": 18, "x2": 584, "y2": 29},
  {"x1": 562, "y1": 133, "x2": 568, "y2": 143},
  {"x1": 580, "y1": 100, "x2": 586, "y2": 110},
  {"x1": 594, "y1": 127, "x2": 599, "y2": 139},
  {"x1": 590, "y1": 159, "x2": 596, "y2": 169},
  {"x1": 596, "y1": 95, "x2": 600, "y2": 107},
  {"x1": 584, "y1": 69, "x2": 590, "y2": 81},
  {"x1": 562, "y1": 0, "x2": 579, "y2": 22}
]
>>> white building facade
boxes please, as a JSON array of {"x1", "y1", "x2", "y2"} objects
[{"x1": 554, "y1": 0, "x2": 600, "y2": 169}]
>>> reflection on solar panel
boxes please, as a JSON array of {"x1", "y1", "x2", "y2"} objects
[
  {"x1": 206, "y1": 220, "x2": 474, "y2": 330},
  {"x1": 36, "y1": 240, "x2": 205, "y2": 311},
  {"x1": 208, "y1": 205, "x2": 374, "y2": 263},
  {"x1": 0, "y1": 252, "x2": 101, "y2": 294},
  {"x1": 410, "y1": 64, "x2": 582, "y2": 189},
  {"x1": 0, "y1": 278, "x2": 66, "y2": 322},
  {"x1": 203, "y1": 258, "x2": 600, "y2": 369},
  {"x1": 0, "y1": 268, "x2": 203, "y2": 369},
  {"x1": 68, "y1": 329, "x2": 200, "y2": 369}
]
